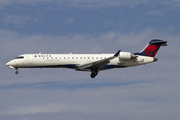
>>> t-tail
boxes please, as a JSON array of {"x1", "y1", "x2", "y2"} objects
[{"x1": 134, "y1": 39, "x2": 168, "y2": 57}]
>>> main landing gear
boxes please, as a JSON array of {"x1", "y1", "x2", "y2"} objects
[
  {"x1": 90, "y1": 69, "x2": 99, "y2": 78},
  {"x1": 15, "y1": 68, "x2": 19, "y2": 74}
]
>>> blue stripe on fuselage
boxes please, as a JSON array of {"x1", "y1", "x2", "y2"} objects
[
  {"x1": 102, "y1": 65, "x2": 126, "y2": 70},
  {"x1": 19, "y1": 64, "x2": 126, "y2": 70}
]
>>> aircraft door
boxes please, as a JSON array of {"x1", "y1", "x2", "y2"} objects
[{"x1": 28, "y1": 55, "x2": 33, "y2": 65}]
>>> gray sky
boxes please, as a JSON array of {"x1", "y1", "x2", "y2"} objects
[{"x1": 0, "y1": 0, "x2": 180, "y2": 120}]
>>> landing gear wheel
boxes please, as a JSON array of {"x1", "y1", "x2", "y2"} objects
[
  {"x1": 91, "y1": 73, "x2": 96, "y2": 78},
  {"x1": 90, "y1": 69, "x2": 99, "y2": 78},
  {"x1": 15, "y1": 71, "x2": 19, "y2": 74},
  {"x1": 15, "y1": 68, "x2": 19, "y2": 74}
]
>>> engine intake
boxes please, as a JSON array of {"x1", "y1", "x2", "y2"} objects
[{"x1": 119, "y1": 52, "x2": 137, "y2": 60}]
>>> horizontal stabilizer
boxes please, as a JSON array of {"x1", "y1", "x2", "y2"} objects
[
  {"x1": 151, "y1": 40, "x2": 168, "y2": 45},
  {"x1": 161, "y1": 43, "x2": 168, "y2": 46}
]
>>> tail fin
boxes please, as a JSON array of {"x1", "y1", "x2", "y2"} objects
[{"x1": 134, "y1": 39, "x2": 168, "y2": 57}]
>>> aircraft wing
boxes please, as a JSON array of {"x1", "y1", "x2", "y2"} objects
[{"x1": 76, "y1": 50, "x2": 120, "y2": 70}]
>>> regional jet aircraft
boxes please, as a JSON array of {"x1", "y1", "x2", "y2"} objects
[{"x1": 6, "y1": 39, "x2": 168, "y2": 78}]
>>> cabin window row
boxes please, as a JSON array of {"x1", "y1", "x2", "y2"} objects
[{"x1": 41, "y1": 57, "x2": 107, "y2": 59}]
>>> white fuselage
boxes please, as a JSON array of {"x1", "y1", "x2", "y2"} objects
[{"x1": 6, "y1": 52, "x2": 155, "y2": 71}]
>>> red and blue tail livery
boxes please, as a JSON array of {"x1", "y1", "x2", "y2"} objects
[{"x1": 134, "y1": 39, "x2": 168, "y2": 57}]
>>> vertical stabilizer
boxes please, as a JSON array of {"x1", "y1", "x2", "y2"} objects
[{"x1": 134, "y1": 39, "x2": 168, "y2": 57}]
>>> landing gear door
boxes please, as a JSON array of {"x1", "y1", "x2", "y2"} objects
[{"x1": 28, "y1": 54, "x2": 33, "y2": 65}]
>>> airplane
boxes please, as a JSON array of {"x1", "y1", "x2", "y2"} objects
[{"x1": 6, "y1": 39, "x2": 168, "y2": 78}]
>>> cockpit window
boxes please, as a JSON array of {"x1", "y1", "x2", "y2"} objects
[{"x1": 15, "y1": 56, "x2": 24, "y2": 59}]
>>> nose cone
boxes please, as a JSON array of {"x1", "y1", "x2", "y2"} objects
[
  {"x1": 6, "y1": 61, "x2": 10, "y2": 66},
  {"x1": 6, "y1": 61, "x2": 15, "y2": 69}
]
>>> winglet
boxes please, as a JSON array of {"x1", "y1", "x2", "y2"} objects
[{"x1": 114, "y1": 50, "x2": 121, "y2": 57}]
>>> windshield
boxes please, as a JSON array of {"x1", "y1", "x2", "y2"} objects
[{"x1": 15, "y1": 56, "x2": 24, "y2": 59}]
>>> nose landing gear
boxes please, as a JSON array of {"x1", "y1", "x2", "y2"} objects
[
  {"x1": 15, "y1": 68, "x2": 19, "y2": 74},
  {"x1": 15, "y1": 71, "x2": 19, "y2": 74}
]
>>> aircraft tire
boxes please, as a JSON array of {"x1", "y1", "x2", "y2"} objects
[
  {"x1": 15, "y1": 71, "x2": 19, "y2": 74},
  {"x1": 91, "y1": 73, "x2": 96, "y2": 78},
  {"x1": 90, "y1": 71, "x2": 98, "y2": 78}
]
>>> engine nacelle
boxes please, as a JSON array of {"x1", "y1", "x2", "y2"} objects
[{"x1": 119, "y1": 52, "x2": 137, "y2": 60}]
